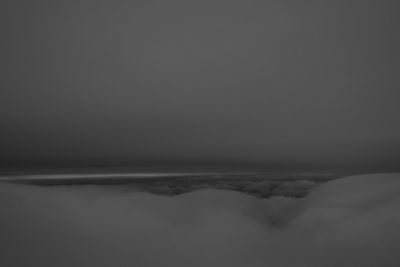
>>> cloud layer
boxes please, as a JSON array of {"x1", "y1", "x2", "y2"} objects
[{"x1": 1, "y1": 173, "x2": 400, "y2": 267}]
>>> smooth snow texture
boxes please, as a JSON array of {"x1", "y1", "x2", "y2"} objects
[{"x1": 0, "y1": 173, "x2": 400, "y2": 267}]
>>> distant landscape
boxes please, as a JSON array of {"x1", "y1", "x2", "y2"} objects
[{"x1": 2, "y1": 171, "x2": 346, "y2": 198}]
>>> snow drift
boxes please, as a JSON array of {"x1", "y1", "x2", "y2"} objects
[{"x1": 0, "y1": 173, "x2": 399, "y2": 267}]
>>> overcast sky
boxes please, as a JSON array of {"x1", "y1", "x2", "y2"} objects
[{"x1": 1, "y1": 0, "x2": 400, "y2": 169}]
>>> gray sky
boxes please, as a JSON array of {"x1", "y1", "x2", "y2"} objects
[{"x1": 2, "y1": 0, "x2": 400, "y2": 169}]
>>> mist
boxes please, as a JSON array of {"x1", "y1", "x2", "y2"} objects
[{"x1": 1, "y1": 173, "x2": 400, "y2": 267}]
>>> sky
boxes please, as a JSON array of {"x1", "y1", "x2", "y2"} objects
[{"x1": 1, "y1": 0, "x2": 400, "y2": 170}]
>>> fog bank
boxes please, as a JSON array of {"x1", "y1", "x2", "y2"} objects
[{"x1": 1, "y1": 173, "x2": 400, "y2": 266}]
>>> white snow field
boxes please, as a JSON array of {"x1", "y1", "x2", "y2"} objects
[{"x1": 0, "y1": 173, "x2": 399, "y2": 267}]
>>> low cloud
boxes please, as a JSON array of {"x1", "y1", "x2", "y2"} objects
[{"x1": 1, "y1": 173, "x2": 400, "y2": 267}]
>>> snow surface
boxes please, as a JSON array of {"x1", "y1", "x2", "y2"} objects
[{"x1": 0, "y1": 173, "x2": 399, "y2": 267}]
